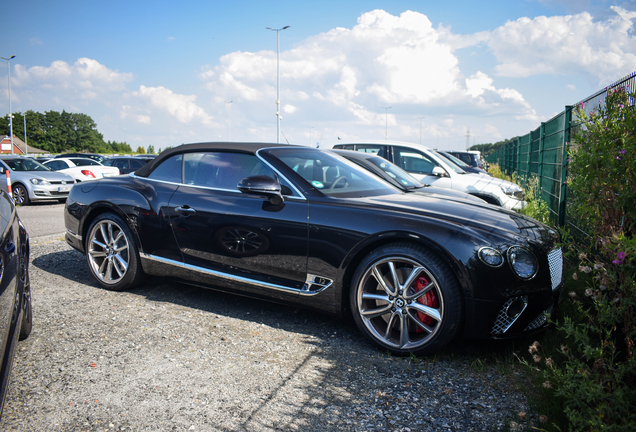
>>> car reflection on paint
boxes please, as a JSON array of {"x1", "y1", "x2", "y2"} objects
[{"x1": 64, "y1": 142, "x2": 563, "y2": 356}]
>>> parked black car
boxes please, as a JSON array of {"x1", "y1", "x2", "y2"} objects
[
  {"x1": 0, "y1": 190, "x2": 31, "y2": 418},
  {"x1": 437, "y1": 151, "x2": 489, "y2": 175},
  {"x1": 64, "y1": 142, "x2": 563, "y2": 356},
  {"x1": 102, "y1": 156, "x2": 151, "y2": 175}
]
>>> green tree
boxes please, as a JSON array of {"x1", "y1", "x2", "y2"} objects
[
  {"x1": 136, "y1": 146, "x2": 146, "y2": 154},
  {"x1": 146, "y1": 144, "x2": 155, "y2": 154}
]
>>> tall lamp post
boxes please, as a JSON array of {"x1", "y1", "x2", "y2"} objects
[
  {"x1": 382, "y1": 106, "x2": 392, "y2": 140},
  {"x1": 418, "y1": 116, "x2": 425, "y2": 144},
  {"x1": 266, "y1": 26, "x2": 290, "y2": 144},
  {"x1": 2, "y1": 55, "x2": 16, "y2": 154},
  {"x1": 21, "y1": 111, "x2": 28, "y2": 154}
]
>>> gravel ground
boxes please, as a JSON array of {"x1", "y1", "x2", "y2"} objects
[{"x1": 1, "y1": 236, "x2": 532, "y2": 431}]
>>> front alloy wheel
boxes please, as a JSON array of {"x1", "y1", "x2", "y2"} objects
[
  {"x1": 86, "y1": 213, "x2": 145, "y2": 291},
  {"x1": 13, "y1": 184, "x2": 30, "y2": 206},
  {"x1": 351, "y1": 243, "x2": 462, "y2": 356}
]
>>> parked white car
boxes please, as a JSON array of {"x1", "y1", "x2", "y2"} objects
[
  {"x1": 0, "y1": 156, "x2": 76, "y2": 205},
  {"x1": 327, "y1": 140, "x2": 526, "y2": 210},
  {"x1": 43, "y1": 158, "x2": 120, "y2": 182}
]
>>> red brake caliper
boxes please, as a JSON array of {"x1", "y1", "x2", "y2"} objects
[{"x1": 414, "y1": 276, "x2": 438, "y2": 332}]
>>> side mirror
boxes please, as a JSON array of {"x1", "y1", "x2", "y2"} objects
[
  {"x1": 432, "y1": 166, "x2": 448, "y2": 177},
  {"x1": 237, "y1": 175, "x2": 284, "y2": 205}
]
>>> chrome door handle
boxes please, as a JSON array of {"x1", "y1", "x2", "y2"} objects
[{"x1": 175, "y1": 206, "x2": 196, "y2": 215}]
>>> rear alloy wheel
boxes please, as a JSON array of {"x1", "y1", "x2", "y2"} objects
[
  {"x1": 13, "y1": 184, "x2": 30, "y2": 206},
  {"x1": 350, "y1": 243, "x2": 462, "y2": 356},
  {"x1": 86, "y1": 213, "x2": 145, "y2": 291}
]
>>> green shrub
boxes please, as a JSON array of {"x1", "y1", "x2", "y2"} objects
[{"x1": 521, "y1": 86, "x2": 636, "y2": 431}]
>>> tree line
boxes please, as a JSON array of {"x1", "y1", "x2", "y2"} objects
[
  {"x1": 469, "y1": 137, "x2": 517, "y2": 157},
  {"x1": 0, "y1": 110, "x2": 133, "y2": 154}
]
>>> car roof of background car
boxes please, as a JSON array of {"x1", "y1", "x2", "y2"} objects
[
  {"x1": 134, "y1": 142, "x2": 295, "y2": 177},
  {"x1": 322, "y1": 139, "x2": 433, "y2": 150}
]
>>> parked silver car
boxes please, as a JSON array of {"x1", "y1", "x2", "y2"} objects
[{"x1": 0, "y1": 156, "x2": 76, "y2": 205}]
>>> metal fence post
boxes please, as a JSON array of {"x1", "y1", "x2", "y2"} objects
[
  {"x1": 538, "y1": 123, "x2": 545, "y2": 203},
  {"x1": 558, "y1": 106, "x2": 572, "y2": 227}
]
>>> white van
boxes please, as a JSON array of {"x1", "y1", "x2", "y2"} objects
[{"x1": 327, "y1": 140, "x2": 526, "y2": 210}]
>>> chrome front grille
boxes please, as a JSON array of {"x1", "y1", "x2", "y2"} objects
[
  {"x1": 548, "y1": 247, "x2": 563, "y2": 290},
  {"x1": 491, "y1": 296, "x2": 528, "y2": 335},
  {"x1": 525, "y1": 305, "x2": 553, "y2": 331}
]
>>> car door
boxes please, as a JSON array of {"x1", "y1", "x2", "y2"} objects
[{"x1": 168, "y1": 151, "x2": 309, "y2": 300}]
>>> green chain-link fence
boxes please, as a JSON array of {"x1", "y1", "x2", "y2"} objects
[{"x1": 486, "y1": 71, "x2": 636, "y2": 230}]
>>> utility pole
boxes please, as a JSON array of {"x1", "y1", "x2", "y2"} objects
[
  {"x1": 382, "y1": 106, "x2": 392, "y2": 139},
  {"x1": 465, "y1": 128, "x2": 471, "y2": 150},
  {"x1": 418, "y1": 117, "x2": 425, "y2": 144}
]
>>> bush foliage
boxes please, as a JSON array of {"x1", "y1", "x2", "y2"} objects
[{"x1": 522, "y1": 86, "x2": 636, "y2": 431}]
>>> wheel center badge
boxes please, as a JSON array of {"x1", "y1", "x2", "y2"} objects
[{"x1": 395, "y1": 298, "x2": 405, "y2": 308}]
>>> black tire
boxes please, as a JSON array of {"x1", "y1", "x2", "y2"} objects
[
  {"x1": 350, "y1": 242, "x2": 462, "y2": 356},
  {"x1": 13, "y1": 184, "x2": 30, "y2": 206},
  {"x1": 85, "y1": 212, "x2": 146, "y2": 291}
]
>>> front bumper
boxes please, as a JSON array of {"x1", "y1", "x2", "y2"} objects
[{"x1": 30, "y1": 184, "x2": 72, "y2": 200}]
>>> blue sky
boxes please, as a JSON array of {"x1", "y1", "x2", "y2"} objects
[{"x1": 2, "y1": 0, "x2": 636, "y2": 151}]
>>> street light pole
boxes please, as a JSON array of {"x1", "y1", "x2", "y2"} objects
[
  {"x1": 22, "y1": 111, "x2": 28, "y2": 155},
  {"x1": 382, "y1": 106, "x2": 392, "y2": 140},
  {"x1": 266, "y1": 26, "x2": 289, "y2": 144},
  {"x1": 418, "y1": 116, "x2": 425, "y2": 144},
  {"x1": 2, "y1": 55, "x2": 16, "y2": 155}
]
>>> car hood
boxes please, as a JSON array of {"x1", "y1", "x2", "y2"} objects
[
  {"x1": 410, "y1": 186, "x2": 487, "y2": 204},
  {"x1": 11, "y1": 171, "x2": 75, "y2": 182},
  {"x1": 461, "y1": 173, "x2": 518, "y2": 189},
  {"x1": 358, "y1": 193, "x2": 557, "y2": 245}
]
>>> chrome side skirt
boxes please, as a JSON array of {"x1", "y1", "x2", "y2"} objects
[
  {"x1": 66, "y1": 229, "x2": 82, "y2": 242},
  {"x1": 140, "y1": 253, "x2": 331, "y2": 297}
]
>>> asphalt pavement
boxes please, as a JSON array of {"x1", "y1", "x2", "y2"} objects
[{"x1": 15, "y1": 201, "x2": 66, "y2": 239}]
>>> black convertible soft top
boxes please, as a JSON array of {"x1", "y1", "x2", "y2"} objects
[{"x1": 134, "y1": 142, "x2": 289, "y2": 177}]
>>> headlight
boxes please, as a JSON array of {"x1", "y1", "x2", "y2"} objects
[
  {"x1": 508, "y1": 246, "x2": 538, "y2": 279},
  {"x1": 30, "y1": 178, "x2": 50, "y2": 185},
  {"x1": 500, "y1": 184, "x2": 524, "y2": 199},
  {"x1": 478, "y1": 247, "x2": 504, "y2": 267}
]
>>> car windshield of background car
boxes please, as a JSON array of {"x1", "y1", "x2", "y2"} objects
[
  {"x1": 70, "y1": 158, "x2": 101, "y2": 166},
  {"x1": 271, "y1": 149, "x2": 398, "y2": 197},
  {"x1": 2, "y1": 158, "x2": 51, "y2": 171},
  {"x1": 437, "y1": 151, "x2": 471, "y2": 169},
  {"x1": 366, "y1": 156, "x2": 423, "y2": 189}
]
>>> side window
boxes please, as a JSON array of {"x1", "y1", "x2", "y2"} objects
[
  {"x1": 184, "y1": 152, "x2": 273, "y2": 190},
  {"x1": 148, "y1": 154, "x2": 183, "y2": 183},
  {"x1": 130, "y1": 159, "x2": 145, "y2": 169},
  {"x1": 393, "y1": 146, "x2": 438, "y2": 175},
  {"x1": 46, "y1": 161, "x2": 65, "y2": 170},
  {"x1": 355, "y1": 145, "x2": 387, "y2": 158}
]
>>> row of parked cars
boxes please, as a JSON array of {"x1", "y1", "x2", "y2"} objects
[
  {"x1": 0, "y1": 154, "x2": 155, "y2": 206},
  {"x1": 1, "y1": 140, "x2": 564, "y2": 419}
]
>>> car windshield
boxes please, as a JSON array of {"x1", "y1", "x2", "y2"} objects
[
  {"x1": 269, "y1": 148, "x2": 398, "y2": 197},
  {"x1": 365, "y1": 156, "x2": 423, "y2": 189},
  {"x1": 437, "y1": 151, "x2": 470, "y2": 168},
  {"x1": 431, "y1": 152, "x2": 466, "y2": 174},
  {"x1": 2, "y1": 158, "x2": 51, "y2": 172}
]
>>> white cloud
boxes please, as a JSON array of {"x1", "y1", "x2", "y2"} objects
[
  {"x1": 13, "y1": 58, "x2": 133, "y2": 92},
  {"x1": 199, "y1": 8, "x2": 537, "y2": 138},
  {"x1": 132, "y1": 85, "x2": 215, "y2": 126},
  {"x1": 486, "y1": 6, "x2": 636, "y2": 84}
]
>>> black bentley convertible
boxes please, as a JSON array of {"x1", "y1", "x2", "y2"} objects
[{"x1": 64, "y1": 142, "x2": 563, "y2": 355}]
